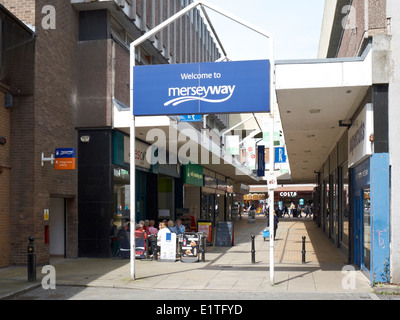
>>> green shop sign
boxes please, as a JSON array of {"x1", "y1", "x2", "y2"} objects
[{"x1": 183, "y1": 163, "x2": 203, "y2": 187}]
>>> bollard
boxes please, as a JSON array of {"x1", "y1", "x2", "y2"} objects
[
  {"x1": 302, "y1": 236, "x2": 306, "y2": 264},
  {"x1": 27, "y1": 236, "x2": 36, "y2": 282},
  {"x1": 201, "y1": 235, "x2": 206, "y2": 262},
  {"x1": 153, "y1": 241, "x2": 158, "y2": 261},
  {"x1": 251, "y1": 235, "x2": 255, "y2": 264}
]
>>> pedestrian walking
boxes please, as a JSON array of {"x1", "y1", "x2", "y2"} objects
[
  {"x1": 290, "y1": 202, "x2": 295, "y2": 217},
  {"x1": 267, "y1": 212, "x2": 279, "y2": 240},
  {"x1": 117, "y1": 222, "x2": 130, "y2": 259},
  {"x1": 304, "y1": 204, "x2": 310, "y2": 218}
]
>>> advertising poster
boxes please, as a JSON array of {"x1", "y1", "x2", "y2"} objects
[
  {"x1": 181, "y1": 233, "x2": 200, "y2": 263},
  {"x1": 160, "y1": 232, "x2": 176, "y2": 261},
  {"x1": 198, "y1": 221, "x2": 212, "y2": 244}
]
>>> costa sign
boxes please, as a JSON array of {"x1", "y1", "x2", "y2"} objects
[
  {"x1": 133, "y1": 60, "x2": 270, "y2": 116},
  {"x1": 279, "y1": 191, "x2": 297, "y2": 197}
]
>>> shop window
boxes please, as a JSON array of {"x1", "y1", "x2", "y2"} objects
[
  {"x1": 340, "y1": 163, "x2": 350, "y2": 249},
  {"x1": 363, "y1": 188, "x2": 371, "y2": 271},
  {"x1": 113, "y1": 167, "x2": 130, "y2": 228},
  {"x1": 324, "y1": 178, "x2": 330, "y2": 234},
  {"x1": 332, "y1": 171, "x2": 338, "y2": 243},
  {"x1": 158, "y1": 176, "x2": 174, "y2": 220}
]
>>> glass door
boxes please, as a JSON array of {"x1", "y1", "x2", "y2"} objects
[{"x1": 362, "y1": 188, "x2": 371, "y2": 271}]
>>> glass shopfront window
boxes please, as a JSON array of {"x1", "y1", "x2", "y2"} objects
[
  {"x1": 340, "y1": 164, "x2": 350, "y2": 250},
  {"x1": 363, "y1": 188, "x2": 371, "y2": 271},
  {"x1": 324, "y1": 178, "x2": 330, "y2": 234},
  {"x1": 158, "y1": 175, "x2": 174, "y2": 220},
  {"x1": 331, "y1": 171, "x2": 338, "y2": 243},
  {"x1": 113, "y1": 167, "x2": 130, "y2": 228},
  {"x1": 201, "y1": 192, "x2": 215, "y2": 223}
]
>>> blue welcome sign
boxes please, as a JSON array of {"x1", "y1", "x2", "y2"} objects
[{"x1": 133, "y1": 60, "x2": 270, "y2": 116}]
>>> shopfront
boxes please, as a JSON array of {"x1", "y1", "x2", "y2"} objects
[
  {"x1": 156, "y1": 163, "x2": 182, "y2": 221},
  {"x1": 182, "y1": 163, "x2": 203, "y2": 230},
  {"x1": 348, "y1": 104, "x2": 390, "y2": 282},
  {"x1": 317, "y1": 130, "x2": 358, "y2": 258},
  {"x1": 202, "y1": 174, "x2": 218, "y2": 225},
  {"x1": 112, "y1": 133, "x2": 155, "y2": 226},
  {"x1": 274, "y1": 188, "x2": 314, "y2": 210},
  {"x1": 244, "y1": 193, "x2": 266, "y2": 214},
  {"x1": 216, "y1": 177, "x2": 228, "y2": 221},
  {"x1": 226, "y1": 179, "x2": 235, "y2": 221},
  {"x1": 234, "y1": 183, "x2": 249, "y2": 204}
]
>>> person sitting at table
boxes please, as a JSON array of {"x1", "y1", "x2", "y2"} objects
[
  {"x1": 175, "y1": 219, "x2": 185, "y2": 235},
  {"x1": 148, "y1": 220, "x2": 158, "y2": 235},
  {"x1": 167, "y1": 220, "x2": 178, "y2": 234}
]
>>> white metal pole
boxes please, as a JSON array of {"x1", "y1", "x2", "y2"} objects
[
  {"x1": 268, "y1": 37, "x2": 275, "y2": 286},
  {"x1": 130, "y1": 44, "x2": 136, "y2": 280},
  {"x1": 128, "y1": 0, "x2": 276, "y2": 283}
]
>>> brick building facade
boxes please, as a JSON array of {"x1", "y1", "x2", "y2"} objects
[
  {"x1": 0, "y1": 91, "x2": 11, "y2": 268},
  {"x1": 0, "y1": 0, "x2": 221, "y2": 264}
]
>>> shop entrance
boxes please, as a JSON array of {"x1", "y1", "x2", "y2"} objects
[
  {"x1": 201, "y1": 192, "x2": 216, "y2": 225},
  {"x1": 49, "y1": 197, "x2": 66, "y2": 257}
]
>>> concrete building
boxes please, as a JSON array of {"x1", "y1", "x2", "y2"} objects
[
  {"x1": 0, "y1": 0, "x2": 261, "y2": 264},
  {"x1": 276, "y1": 0, "x2": 399, "y2": 284}
]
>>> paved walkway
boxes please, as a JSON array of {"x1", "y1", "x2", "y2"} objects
[{"x1": 0, "y1": 215, "x2": 376, "y2": 299}]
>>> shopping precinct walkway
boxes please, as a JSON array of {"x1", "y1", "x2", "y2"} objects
[{"x1": 0, "y1": 215, "x2": 374, "y2": 299}]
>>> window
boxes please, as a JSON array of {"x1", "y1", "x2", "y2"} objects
[
  {"x1": 340, "y1": 163, "x2": 350, "y2": 249},
  {"x1": 111, "y1": 16, "x2": 135, "y2": 50},
  {"x1": 363, "y1": 188, "x2": 371, "y2": 271}
]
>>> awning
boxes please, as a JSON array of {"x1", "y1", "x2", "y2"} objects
[{"x1": 275, "y1": 46, "x2": 372, "y2": 184}]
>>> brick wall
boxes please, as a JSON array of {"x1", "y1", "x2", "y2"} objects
[
  {"x1": 1, "y1": 0, "x2": 79, "y2": 265},
  {"x1": 0, "y1": 92, "x2": 11, "y2": 268},
  {"x1": 337, "y1": 0, "x2": 388, "y2": 58},
  {"x1": 32, "y1": 0, "x2": 79, "y2": 263},
  {"x1": 0, "y1": 0, "x2": 35, "y2": 27}
]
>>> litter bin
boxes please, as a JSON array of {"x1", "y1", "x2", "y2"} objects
[{"x1": 263, "y1": 227, "x2": 270, "y2": 241}]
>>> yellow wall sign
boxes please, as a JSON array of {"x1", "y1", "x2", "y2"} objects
[{"x1": 44, "y1": 209, "x2": 49, "y2": 221}]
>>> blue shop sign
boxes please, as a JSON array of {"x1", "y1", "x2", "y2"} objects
[
  {"x1": 257, "y1": 145, "x2": 265, "y2": 177},
  {"x1": 133, "y1": 60, "x2": 270, "y2": 116},
  {"x1": 180, "y1": 115, "x2": 202, "y2": 122},
  {"x1": 55, "y1": 148, "x2": 76, "y2": 158},
  {"x1": 275, "y1": 147, "x2": 287, "y2": 164}
]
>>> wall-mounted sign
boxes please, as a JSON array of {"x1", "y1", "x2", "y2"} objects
[
  {"x1": 275, "y1": 147, "x2": 287, "y2": 164},
  {"x1": 245, "y1": 139, "x2": 256, "y2": 170},
  {"x1": 179, "y1": 115, "x2": 202, "y2": 122},
  {"x1": 55, "y1": 148, "x2": 76, "y2": 170},
  {"x1": 203, "y1": 175, "x2": 217, "y2": 189},
  {"x1": 225, "y1": 135, "x2": 240, "y2": 155},
  {"x1": 44, "y1": 209, "x2": 49, "y2": 221},
  {"x1": 279, "y1": 191, "x2": 297, "y2": 197},
  {"x1": 133, "y1": 60, "x2": 270, "y2": 116},
  {"x1": 217, "y1": 179, "x2": 227, "y2": 191},
  {"x1": 267, "y1": 174, "x2": 277, "y2": 190},
  {"x1": 257, "y1": 145, "x2": 265, "y2": 176},
  {"x1": 183, "y1": 163, "x2": 203, "y2": 186},
  {"x1": 128, "y1": 139, "x2": 151, "y2": 169},
  {"x1": 348, "y1": 103, "x2": 373, "y2": 168}
]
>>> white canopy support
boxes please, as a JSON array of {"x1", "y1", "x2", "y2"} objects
[{"x1": 130, "y1": 0, "x2": 276, "y2": 285}]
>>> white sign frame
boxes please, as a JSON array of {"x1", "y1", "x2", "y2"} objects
[{"x1": 348, "y1": 103, "x2": 374, "y2": 168}]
